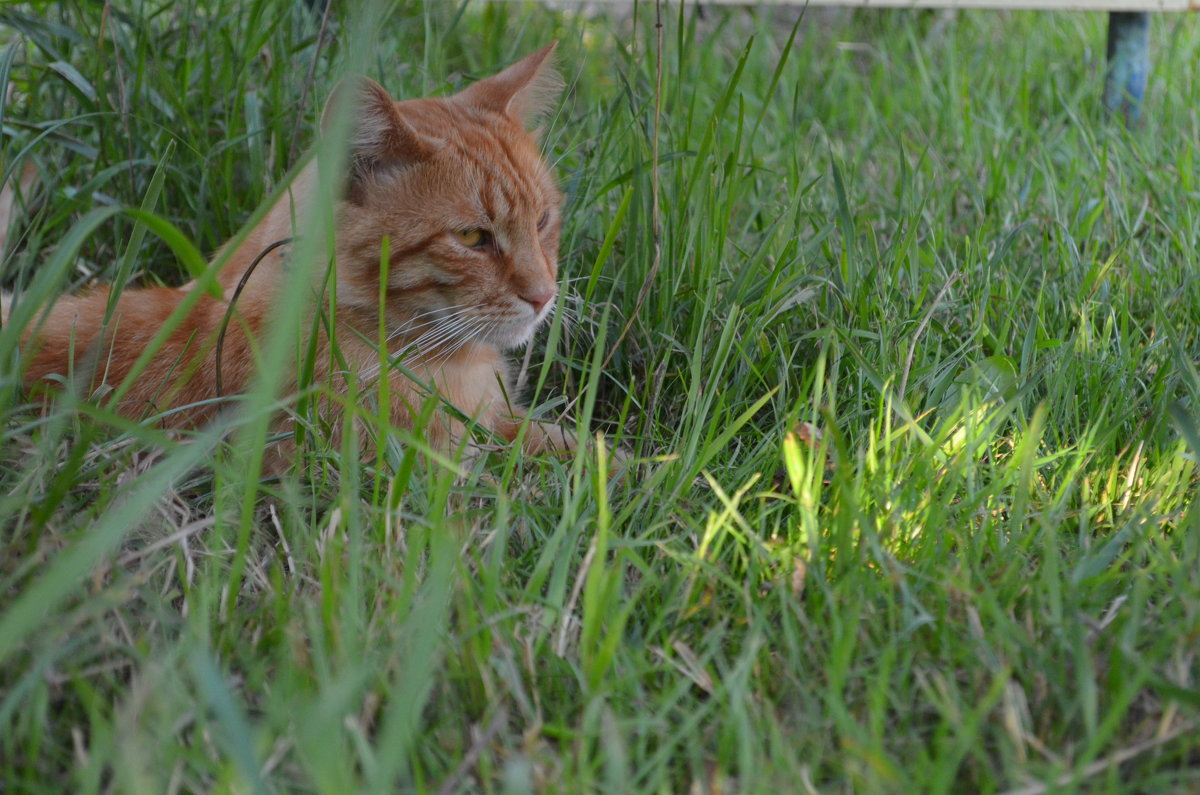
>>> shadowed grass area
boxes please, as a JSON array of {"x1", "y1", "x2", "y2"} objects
[{"x1": 2, "y1": 1, "x2": 1198, "y2": 791}]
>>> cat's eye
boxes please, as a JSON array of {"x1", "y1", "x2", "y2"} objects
[
  {"x1": 537, "y1": 210, "x2": 550, "y2": 231},
  {"x1": 453, "y1": 228, "x2": 491, "y2": 249}
]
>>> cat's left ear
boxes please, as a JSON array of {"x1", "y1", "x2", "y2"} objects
[{"x1": 455, "y1": 42, "x2": 563, "y2": 129}]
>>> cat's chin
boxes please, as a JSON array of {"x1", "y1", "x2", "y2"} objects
[
  {"x1": 489, "y1": 317, "x2": 546, "y2": 351},
  {"x1": 491, "y1": 328, "x2": 537, "y2": 351}
]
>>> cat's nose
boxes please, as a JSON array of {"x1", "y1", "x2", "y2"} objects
[{"x1": 521, "y1": 289, "x2": 556, "y2": 314}]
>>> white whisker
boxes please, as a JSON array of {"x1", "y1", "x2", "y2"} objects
[
  {"x1": 429, "y1": 319, "x2": 494, "y2": 372},
  {"x1": 358, "y1": 304, "x2": 485, "y2": 381},
  {"x1": 411, "y1": 316, "x2": 476, "y2": 353},
  {"x1": 397, "y1": 311, "x2": 487, "y2": 369},
  {"x1": 391, "y1": 305, "x2": 484, "y2": 353},
  {"x1": 557, "y1": 306, "x2": 576, "y2": 343},
  {"x1": 426, "y1": 317, "x2": 496, "y2": 373},
  {"x1": 384, "y1": 302, "x2": 476, "y2": 343}
]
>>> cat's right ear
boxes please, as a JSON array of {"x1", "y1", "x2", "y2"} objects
[{"x1": 322, "y1": 76, "x2": 433, "y2": 200}]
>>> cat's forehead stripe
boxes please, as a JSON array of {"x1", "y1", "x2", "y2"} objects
[{"x1": 455, "y1": 137, "x2": 542, "y2": 222}]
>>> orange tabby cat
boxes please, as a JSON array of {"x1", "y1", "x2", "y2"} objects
[{"x1": 3, "y1": 44, "x2": 577, "y2": 458}]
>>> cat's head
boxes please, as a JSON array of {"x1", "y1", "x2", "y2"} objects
[{"x1": 325, "y1": 44, "x2": 564, "y2": 355}]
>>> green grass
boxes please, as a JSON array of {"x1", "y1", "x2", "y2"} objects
[{"x1": 2, "y1": 1, "x2": 1199, "y2": 791}]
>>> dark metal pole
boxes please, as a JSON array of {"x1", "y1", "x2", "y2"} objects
[{"x1": 1104, "y1": 12, "x2": 1150, "y2": 124}]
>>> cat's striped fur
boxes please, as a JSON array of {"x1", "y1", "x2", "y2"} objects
[{"x1": 3, "y1": 44, "x2": 576, "y2": 458}]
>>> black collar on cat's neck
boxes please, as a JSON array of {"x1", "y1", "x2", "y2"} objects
[{"x1": 214, "y1": 237, "x2": 295, "y2": 399}]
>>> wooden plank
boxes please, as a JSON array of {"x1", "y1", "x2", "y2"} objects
[{"x1": 575, "y1": 0, "x2": 1194, "y2": 11}]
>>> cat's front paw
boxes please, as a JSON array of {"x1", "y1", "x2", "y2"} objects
[
  {"x1": 519, "y1": 419, "x2": 577, "y2": 456},
  {"x1": 506, "y1": 416, "x2": 629, "y2": 481}
]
